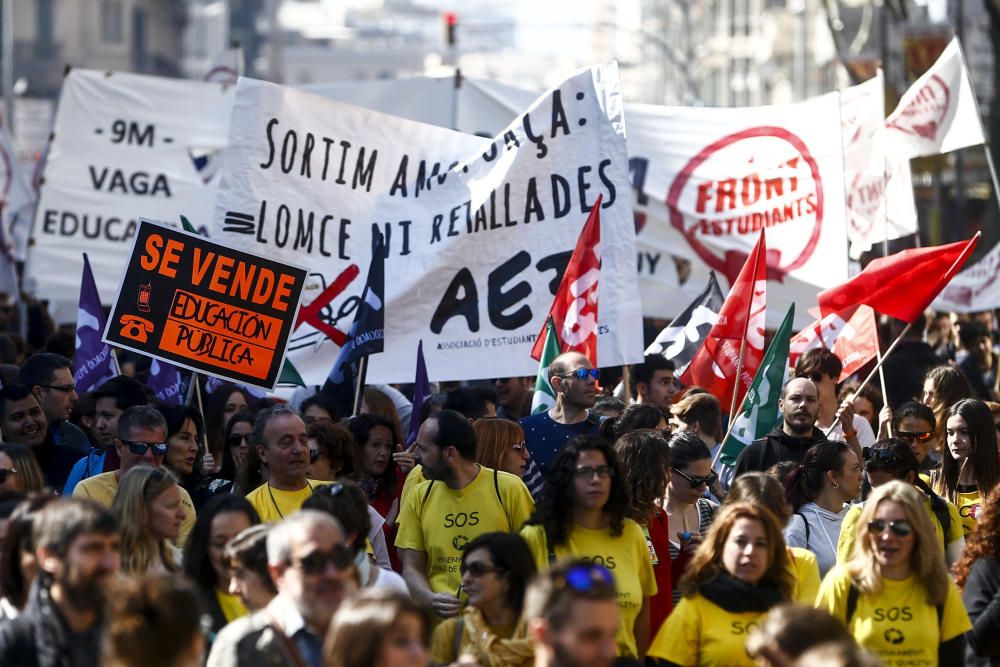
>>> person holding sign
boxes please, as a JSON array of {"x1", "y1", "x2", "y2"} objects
[{"x1": 244, "y1": 405, "x2": 329, "y2": 523}]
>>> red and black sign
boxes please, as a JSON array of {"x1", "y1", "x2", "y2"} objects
[{"x1": 104, "y1": 219, "x2": 307, "y2": 390}]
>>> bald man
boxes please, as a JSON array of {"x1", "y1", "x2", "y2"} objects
[
  {"x1": 733, "y1": 377, "x2": 827, "y2": 476},
  {"x1": 519, "y1": 352, "x2": 601, "y2": 484}
]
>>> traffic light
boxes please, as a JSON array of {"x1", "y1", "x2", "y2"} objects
[{"x1": 444, "y1": 12, "x2": 457, "y2": 47}]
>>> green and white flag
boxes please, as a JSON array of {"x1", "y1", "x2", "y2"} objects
[
  {"x1": 718, "y1": 304, "x2": 795, "y2": 465},
  {"x1": 531, "y1": 316, "x2": 562, "y2": 415}
]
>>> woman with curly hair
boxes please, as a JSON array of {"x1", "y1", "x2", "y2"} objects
[
  {"x1": 933, "y1": 398, "x2": 1000, "y2": 535},
  {"x1": 956, "y1": 487, "x2": 1000, "y2": 665},
  {"x1": 647, "y1": 502, "x2": 794, "y2": 667},
  {"x1": 614, "y1": 428, "x2": 675, "y2": 637},
  {"x1": 520, "y1": 434, "x2": 656, "y2": 659},
  {"x1": 816, "y1": 481, "x2": 971, "y2": 665}
]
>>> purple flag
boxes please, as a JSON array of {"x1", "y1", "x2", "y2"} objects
[
  {"x1": 148, "y1": 359, "x2": 183, "y2": 406},
  {"x1": 406, "y1": 340, "x2": 429, "y2": 446},
  {"x1": 74, "y1": 253, "x2": 117, "y2": 393}
]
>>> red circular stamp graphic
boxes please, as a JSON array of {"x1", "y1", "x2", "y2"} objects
[
  {"x1": 666, "y1": 126, "x2": 824, "y2": 276},
  {"x1": 886, "y1": 74, "x2": 950, "y2": 142}
]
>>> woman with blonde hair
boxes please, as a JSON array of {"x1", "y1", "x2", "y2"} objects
[
  {"x1": 0, "y1": 443, "x2": 45, "y2": 494},
  {"x1": 647, "y1": 502, "x2": 793, "y2": 666},
  {"x1": 325, "y1": 588, "x2": 431, "y2": 667},
  {"x1": 815, "y1": 480, "x2": 971, "y2": 665},
  {"x1": 112, "y1": 466, "x2": 186, "y2": 574},
  {"x1": 473, "y1": 418, "x2": 530, "y2": 479}
]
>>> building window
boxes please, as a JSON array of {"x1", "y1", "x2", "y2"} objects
[{"x1": 101, "y1": 0, "x2": 124, "y2": 43}]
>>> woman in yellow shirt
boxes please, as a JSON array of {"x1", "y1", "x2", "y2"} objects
[
  {"x1": 647, "y1": 502, "x2": 793, "y2": 667},
  {"x1": 933, "y1": 398, "x2": 1000, "y2": 535},
  {"x1": 816, "y1": 481, "x2": 971, "y2": 666}
]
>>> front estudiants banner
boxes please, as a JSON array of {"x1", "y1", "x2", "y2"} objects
[
  {"x1": 25, "y1": 69, "x2": 234, "y2": 301},
  {"x1": 213, "y1": 64, "x2": 643, "y2": 384},
  {"x1": 103, "y1": 220, "x2": 307, "y2": 390}
]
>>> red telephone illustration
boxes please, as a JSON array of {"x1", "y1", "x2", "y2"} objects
[{"x1": 119, "y1": 315, "x2": 154, "y2": 344}]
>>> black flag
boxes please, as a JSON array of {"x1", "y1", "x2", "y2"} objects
[{"x1": 645, "y1": 272, "x2": 725, "y2": 376}]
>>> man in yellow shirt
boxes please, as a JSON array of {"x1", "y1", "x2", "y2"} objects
[
  {"x1": 244, "y1": 405, "x2": 326, "y2": 522},
  {"x1": 396, "y1": 409, "x2": 534, "y2": 618},
  {"x1": 73, "y1": 405, "x2": 196, "y2": 545}
]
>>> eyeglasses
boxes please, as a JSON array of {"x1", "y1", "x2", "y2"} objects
[
  {"x1": 39, "y1": 383, "x2": 75, "y2": 393},
  {"x1": 225, "y1": 433, "x2": 250, "y2": 448},
  {"x1": 294, "y1": 544, "x2": 354, "y2": 575},
  {"x1": 672, "y1": 468, "x2": 718, "y2": 488},
  {"x1": 460, "y1": 561, "x2": 505, "y2": 577},
  {"x1": 316, "y1": 482, "x2": 344, "y2": 497},
  {"x1": 0, "y1": 467, "x2": 17, "y2": 484},
  {"x1": 575, "y1": 465, "x2": 614, "y2": 480},
  {"x1": 561, "y1": 368, "x2": 600, "y2": 381},
  {"x1": 511, "y1": 441, "x2": 528, "y2": 452},
  {"x1": 895, "y1": 431, "x2": 933, "y2": 444},
  {"x1": 561, "y1": 563, "x2": 615, "y2": 592},
  {"x1": 867, "y1": 519, "x2": 912, "y2": 537},
  {"x1": 122, "y1": 440, "x2": 168, "y2": 457}
]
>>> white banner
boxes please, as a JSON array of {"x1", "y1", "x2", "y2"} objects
[
  {"x1": 934, "y1": 238, "x2": 1000, "y2": 313},
  {"x1": 881, "y1": 37, "x2": 985, "y2": 159},
  {"x1": 840, "y1": 74, "x2": 918, "y2": 259},
  {"x1": 213, "y1": 65, "x2": 643, "y2": 384},
  {"x1": 25, "y1": 69, "x2": 235, "y2": 301}
]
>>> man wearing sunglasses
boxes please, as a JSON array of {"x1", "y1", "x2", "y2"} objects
[
  {"x1": 519, "y1": 352, "x2": 602, "y2": 481},
  {"x1": 733, "y1": 377, "x2": 827, "y2": 476},
  {"x1": 208, "y1": 511, "x2": 358, "y2": 667},
  {"x1": 73, "y1": 405, "x2": 197, "y2": 545}
]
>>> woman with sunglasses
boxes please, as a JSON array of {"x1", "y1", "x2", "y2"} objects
[
  {"x1": 816, "y1": 481, "x2": 971, "y2": 665},
  {"x1": 158, "y1": 403, "x2": 211, "y2": 509},
  {"x1": 664, "y1": 431, "x2": 719, "y2": 606},
  {"x1": 521, "y1": 434, "x2": 656, "y2": 659},
  {"x1": 203, "y1": 383, "x2": 252, "y2": 475},
  {"x1": 783, "y1": 440, "x2": 862, "y2": 576},
  {"x1": 0, "y1": 443, "x2": 45, "y2": 494},
  {"x1": 647, "y1": 502, "x2": 793, "y2": 667},
  {"x1": 473, "y1": 418, "x2": 531, "y2": 479},
  {"x1": 428, "y1": 532, "x2": 537, "y2": 666},
  {"x1": 891, "y1": 401, "x2": 939, "y2": 476},
  {"x1": 836, "y1": 439, "x2": 964, "y2": 567},
  {"x1": 208, "y1": 410, "x2": 257, "y2": 497},
  {"x1": 113, "y1": 465, "x2": 187, "y2": 573},
  {"x1": 933, "y1": 398, "x2": 1000, "y2": 536},
  {"x1": 306, "y1": 420, "x2": 354, "y2": 482}
]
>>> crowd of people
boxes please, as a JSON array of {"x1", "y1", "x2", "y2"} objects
[{"x1": 3, "y1": 309, "x2": 1000, "y2": 666}]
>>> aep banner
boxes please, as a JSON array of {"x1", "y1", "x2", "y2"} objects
[
  {"x1": 213, "y1": 64, "x2": 643, "y2": 384},
  {"x1": 25, "y1": 69, "x2": 235, "y2": 301}
]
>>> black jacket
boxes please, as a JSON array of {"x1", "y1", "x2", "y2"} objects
[
  {"x1": 0, "y1": 581, "x2": 102, "y2": 667},
  {"x1": 733, "y1": 426, "x2": 827, "y2": 476},
  {"x1": 963, "y1": 556, "x2": 1000, "y2": 666}
]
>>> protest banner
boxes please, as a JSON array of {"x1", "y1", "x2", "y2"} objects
[
  {"x1": 103, "y1": 220, "x2": 307, "y2": 390},
  {"x1": 25, "y1": 69, "x2": 235, "y2": 302},
  {"x1": 213, "y1": 64, "x2": 643, "y2": 384},
  {"x1": 934, "y1": 238, "x2": 1000, "y2": 313}
]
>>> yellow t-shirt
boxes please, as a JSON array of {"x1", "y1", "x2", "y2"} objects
[
  {"x1": 245, "y1": 480, "x2": 328, "y2": 523},
  {"x1": 836, "y1": 497, "x2": 963, "y2": 564},
  {"x1": 398, "y1": 466, "x2": 427, "y2": 521},
  {"x1": 788, "y1": 547, "x2": 820, "y2": 605},
  {"x1": 957, "y1": 487, "x2": 983, "y2": 536},
  {"x1": 647, "y1": 592, "x2": 762, "y2": 666},
  {"x1": 815, "y1": 565, "x2": 971, "y2": 666},
  {"x1": 73, "y1": 470, "x2": 197, "y2": 546},
  {"x1": 215, "y1": 587, "x2": 248, "y2": 623},
  {"x1": 395, "y1": 467, "x2": 534, "y2": 596},
  {"x1": 520, "y1": 520, "x2": 657, "y2": 658}
]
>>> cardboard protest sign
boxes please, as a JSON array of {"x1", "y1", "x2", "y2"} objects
[
  {"x1": 213, "y1": 64, "x2": 643, "y2": 384},
  {"x1": 103, "y1": 220, "x2": 307, "y2": 390},
  {"x1": 25, "y1": 69, "x2": 235, "y2": 302}
]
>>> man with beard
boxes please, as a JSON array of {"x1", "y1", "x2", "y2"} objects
[
  {"x1": 0, "y1": 384, "x2": 77, "y2": 488},
  {"x1": 494, "y1": 376, "x2": 534, "y2": 421},
  {"x1": 526, "y1": 559, "x2": 619, "y2": 667},
  {"x1": 208, "y1": 511, "x2": 358, "y2": 667},
  {"x1": 396, "y1": 409, "x2": 534, "y2": 619},
  {"x1": 733, "y1": 377, "x2": 827, "y2": 475},
  {"x1": 0, "y1": 498, "x2": 120, "y2": 667},
  {"x1": 244, "y1": 405, "x2": 327, "y2": 523}
]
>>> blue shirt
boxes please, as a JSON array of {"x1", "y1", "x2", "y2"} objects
[
  {"x1": 62, "y1": 449, "x2": 108, "y2": 496},
  {"x1": 518, "y1": 411, "x2": 600, "y2": 476}
]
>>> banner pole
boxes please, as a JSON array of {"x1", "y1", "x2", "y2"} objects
[
  {"x1": 109, "y1": 348, "x2": 122, "y2": 377},
  {"x1": 712, "y1": 387, "x2": 752, "y2": 468},
  {"x1": 352, "y1": 356, "x2": 369, "y2": 417},
  {"x1": 982, "y1": 143, "x2": 1000, "y2": 217},
  {"x1": 185, "y1": 371, "x2": 199, "y2": 407}
]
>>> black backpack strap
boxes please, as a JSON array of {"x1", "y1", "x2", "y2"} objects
[
  {"x1": 846, "y1": 583, "x2": 859, "y2": 624},
  {"x1": 419, "y1": 479, "x2": 436, "y2": 522},
  {"x1": 928, "y1": 492, "x2": 952, "y2": 548},
  {"x1": 493, "y1": 468, "x2": 510, "y2": 531},
  {"x1": 794, "y1": 512, "x2": 810, "y2": 545}
]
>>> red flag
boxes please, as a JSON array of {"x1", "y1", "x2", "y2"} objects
[
  {"x1": 789, "y1": 305, "x2": 879, "y2": 382},
  {"x1": 818, "y1": 234, "x2": 980, "y2": 323},
  {"x1": 681, "y1": 230, "x2": 767, "y2": 411},
  {"x1": 531, "y1": 195, "x2": 602, "y2": 364}
]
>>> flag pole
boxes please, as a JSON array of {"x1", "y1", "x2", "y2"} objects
[
  {"x1": 185, "y1": 371, "x2": 199, "y2": 407},
  {"x1": 352, "y1": 355, "x2": 369, "y2": 416},
  {"x1": 712, "y1": 386, "x2": 753, "y2": 468}
]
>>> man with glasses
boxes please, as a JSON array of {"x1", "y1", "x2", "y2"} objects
[
  {"x1": 208, "y1": 510, "x2": 358, "y2": 667},
  {"x1": 794, "y1": 348, "x2": 872, "y2": 463},
  {"x1": 734, "y1": 377, "x2": 827, "y2": 475},
  {"x1": 0, "y1": 384, "x2": 79, "y2": 489},
  {"x1": 19, "y1": 353, "x2": 89, "y2": 458},
  {"x1": 397, "y1": 409, "x2": 534, "y2": 619},
  {"x1": 519, "y1": 352, "x2": 602, "y2": 480},
  {"x1": 73, "y1": 405, "x2": 196, "y2": 545},
  {"x1": 525, "y1": 559, "x2": 620, "y2": 667}
]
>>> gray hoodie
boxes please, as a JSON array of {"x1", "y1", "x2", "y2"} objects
[{"x1": 784, "y1": 501, "x2": 849, "y2": 576}]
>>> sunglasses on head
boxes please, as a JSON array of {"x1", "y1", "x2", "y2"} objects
[
  {"x1": 562, "y1": 368, "x2": 600, "y2": 381},
  {"x1": 460, "y1": 561, "x2": 505, "y2": 577},
  {"x1": 672, "y1": 467, "x2": 718, "y2": 488},
  {"x1": 561, "y1": 563, "x2": 615, "y2": 592},
  {"x1": 226, "y1": 433, "x2": 250, "y2": 448},
  {"x1": 123, "y1": 440, "x2": 168, "y2": 457},
  {"x1": 0, "y1": 467, "x2": 17, "y2": 485},
  {"x1": 864, "y1": 448, "x2": 903, "y2": 464},
  {"x1": 294, "y1": 543, "x2": 354, "y2": 575},
  {"x1": 895, "y1": 430, "x2": 933, "y2": 444},
  {"x1": 867, "y1": 519, "x2": 912, "y2": 537},
  {"x1": 316, "y1": 482, "x2": 344, "y2": 497}
]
